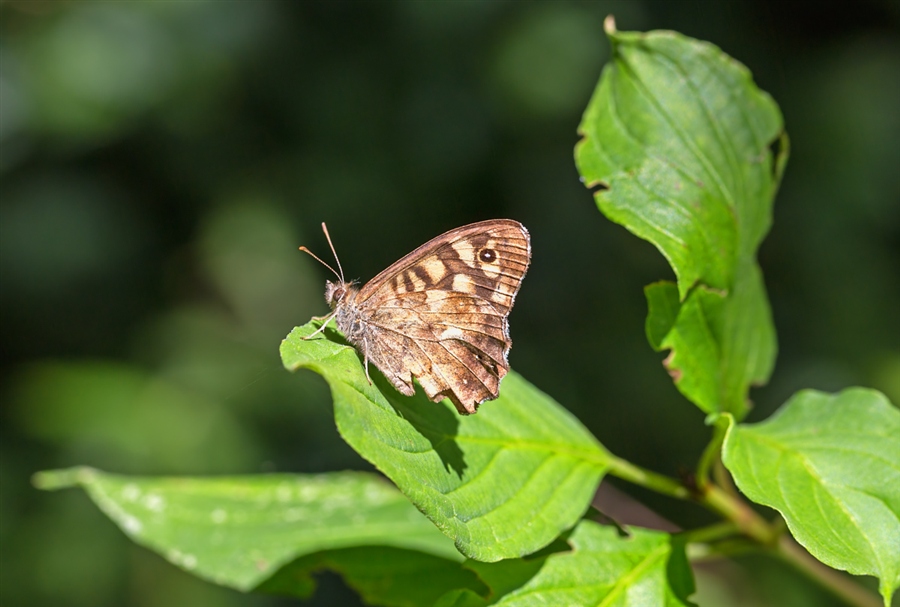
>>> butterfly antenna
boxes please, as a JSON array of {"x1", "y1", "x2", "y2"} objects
[
  {"x1": 298, "y1": 243, "x2": 342, "y2": 281},
  {"x1": 320, "y1": 222, "x2": 345, "y2": 283},
  {"x1": 298, "y1": 245, "x2": 343, "y2": 281}
]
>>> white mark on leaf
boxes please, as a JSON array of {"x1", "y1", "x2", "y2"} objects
[
  {"x1": 299, "y1": 485, "x2": 322, "y2": 501},
  {"x1": 143, "y1": 494, "x2": 165, "y2": 512},
  {"x1": 122, "y1": 484, "x2": 140, "y2": 501},
  {"x1": 167, "y1": 549, "x2": 198, "y2": 570},
  {"x1": 122, "y1": 515, "x2": 142, "y2": 535}
]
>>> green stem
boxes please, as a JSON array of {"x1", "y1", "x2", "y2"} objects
[
  {"x1": 609, "y1": 456, "x2": 772, "y2": 543},
  {"x1": 680, "y1": 521, "x2": 739, "y2": 544},
  {"x1": 713, "y1": 458, "x2": 740, "y2": 499},
  {"x1": 686, "y1": 537, "x2": 763, "y2": 561},
  {"x1": 700, "y1": 484, "x2": 777, "y2": 546},
  {"x1": 607, "y1": 456, "x2": 691, "y2": 500},
  {"x1": 609, "y1": 456, "x2": 882, "y2": 607},
  {"x1": 696, "y1": 416, "x2": 729, "y2": 490},
  {"x1": 776, "y1": 535, "x2": 882, "y2": 607},
  {"x1": 608, "y1": 455, "x2": 774, "y2": 544}
]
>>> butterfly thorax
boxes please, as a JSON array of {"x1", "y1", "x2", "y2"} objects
[{"x1": 325, "y1": 280, "x2": 367, "y2": 346}]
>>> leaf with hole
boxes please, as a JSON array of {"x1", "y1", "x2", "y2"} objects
[{"x1": 575, "y1": 20, "x2": 788, "y2": 418}]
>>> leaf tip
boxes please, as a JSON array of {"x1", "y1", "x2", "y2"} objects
[
  {"x1": 32, "y1": 466, "x2": 96, "y2": 491},
  {"x1": 603, "y1": 14, "x2": 617, "y2": 35}
]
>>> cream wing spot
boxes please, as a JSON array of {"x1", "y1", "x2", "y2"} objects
[
  {"x1": 451, "y1": 274, "x2": 477, "y2": 294},
  {"x1": 440, "y1": 327, "x2": 465, "y2": 340},
  {"x1": 450, "y1": 240, "x2": 477, "y2": 268},
  {"x1": 406, "y1": 271, "x2": 426, "y2": 291},
  {"x1": 422, "y1": 258, "x2": 447, "y2": 283}
]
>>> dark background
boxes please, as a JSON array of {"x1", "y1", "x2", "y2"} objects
[{"x1": 1, "y1": 1, "x2": 898, "y2": 606}]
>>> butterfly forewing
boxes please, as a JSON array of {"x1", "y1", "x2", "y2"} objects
[
  {"x1": 328, "y1": 219, "x2": 530, "y2": 414},
  {"x1": 358, "y1": 220, "x2": 529, "y2": 309}
]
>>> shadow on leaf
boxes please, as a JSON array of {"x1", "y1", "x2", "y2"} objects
[
  {"x1": 294, "y1": 320, "x2": 469, "y2": 478},
  {"x1": 257, "y1": 546, "x2": 488, "y2": 604},
  {"x1": 376, "y1": 373, "x2": 468, "y2": 479}
]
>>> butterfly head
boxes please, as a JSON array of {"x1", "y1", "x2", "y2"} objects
[{"x1": 325, "y1": 280, "x2": 357, "y2": 309}]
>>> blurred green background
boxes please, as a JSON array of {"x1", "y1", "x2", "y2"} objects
[{"x1": 1, "y1": 1, "x2": 897, "y2": 606}]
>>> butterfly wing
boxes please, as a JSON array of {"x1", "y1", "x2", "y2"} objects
[{"x1": 354, "y1": 219, "x2": 531, "y2": 414}]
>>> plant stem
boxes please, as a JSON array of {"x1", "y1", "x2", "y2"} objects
[
  {"x1": 680, "y1": 521, "x2": 739, "y2": 544},
  {"x1": 695, "y1": 416, "x2": 729, "y2": 490},
  {"x1": 609, "y1": 456, "x2": 883, "y2": 607},
  {"x1": 776, "y1": 535, "x2": 883, "y2": 607},
  {"x1": 607, "y1": 456, "x2": 691, "y2": 500},
  {"x1": 699, "y1": 484, "x2": 777, "y2": 546},
  {"x1": 608, "y1": 455, "x2": 773, "y2": 544},
  {"x1": 713, "y1": 458, "x2": 740, "y2": 499},
  {"x1": 608, "y1": 456, "x2": 772, "y2": 542}
]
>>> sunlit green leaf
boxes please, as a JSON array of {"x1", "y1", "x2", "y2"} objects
[
  {"x1": 576, "y1": 20, "x2": 786, "y2": 293},
  {"x1": 722, "y1": 388, "x2": 900, "y2": 605},
  {"x1": 33, "y1": 467, "x2": 464, "y2": 600},
  {"x1": 575, "y1": 19, "x2": 787, "y2": 418},
  {"x1": 281, "y1": 322, "x2": 611, "y2": 561},
  {"x1": 437, "y1": 521, "x2": 695, "y2": 606}
]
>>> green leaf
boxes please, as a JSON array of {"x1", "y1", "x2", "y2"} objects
[
  {"x1": 722, "y1": 388, "x2": 900, "y2": 605},
  {"x1": 33, "y1": 467, "x2": 467, "y2": 602},
  {"x1": 259, "y1": 546, "x2": 488, "y2": 606},
  {"x1": 280, "y1": 322, "x2": 611, "y2": 562},
  {"x1": 437, "y1": 521, "x2": 696, "y2": 606},
  {"x1": 644, "y1": 281, "x2": 681, "y2": 350},
  {"x1": 575, "y1": 19, "x2": 787, "y2": 418},
  {"x1": 576, "y1": 20, "x2": 786, "y2": 293}
]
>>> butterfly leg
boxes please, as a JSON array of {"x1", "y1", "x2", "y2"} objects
[
  {"x1": 303, "y1": 310, "x2": 338, "y2": 340},
  {"x1": 363, "y1": 337, "x2": 373, "y2": 385}
]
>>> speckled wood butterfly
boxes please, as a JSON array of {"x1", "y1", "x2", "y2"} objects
[{"x1": 300, "y1": 219, "x2": 531, "y2": 414}]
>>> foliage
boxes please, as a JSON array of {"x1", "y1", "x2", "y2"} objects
[
  {"x1": 280, "y1": 325, "x2": 611, "y2": 562},
  {"x1": 575, "y1": 24, "x2": 786, "y2": 419},
  {"x1": 723, "y1": 389, "x2": 900, "y2": 603},
  {"x1": 30, "y1": 14, "x2": 899, "y2": 607}
]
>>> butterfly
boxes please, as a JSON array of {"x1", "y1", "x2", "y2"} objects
[{"x1": 300, "y1": 219, "x2": 531, "y2": 414}]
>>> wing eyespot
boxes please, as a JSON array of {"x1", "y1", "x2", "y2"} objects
[{"x1": 478, "y1": 248, "x2": 497, "y2": 263}]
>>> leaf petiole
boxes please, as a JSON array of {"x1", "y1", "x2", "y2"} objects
[
  {"x1": 695, "y1": 415, "x2": 730, "y2": 491},
  {"x1": 606, "y1": 456, "x2": 691, "y2": 501}
]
